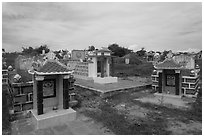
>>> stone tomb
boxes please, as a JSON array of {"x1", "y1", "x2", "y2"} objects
[
  {"x1": 29, "y1": 60, "x2": 76, "y2": 129},
  {"x1": 66, "y1": 47, "x2": 118, "y2": 84},
  {"x1": 87, "y1": 47, "x2": 118, "y2": 84},
  {"x1": 151, "y1": 53, "x2": 200, "y2": 97}
]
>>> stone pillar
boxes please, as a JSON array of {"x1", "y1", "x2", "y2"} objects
[
  {"x1": 175, "y1": 70, "x2": 180, "y2": 95},
  {"x1": 111, "y1": 57, "x2": 114, "y2": 76},
  {"x1": 106, "y1": 58, "x2": 110, "y2": 77},
  {"x1": 158, "y1": 70, "x2": 163, "y2": 93},
  {"x1": 36, "y1": 76, "x2": 44, "y2": 115},
  {"x1": 63, "y1": 75, "x2": 70, "y2": 109},
  {"x1": 100, "y1": 53, "x2": 105, "y2": 78}
]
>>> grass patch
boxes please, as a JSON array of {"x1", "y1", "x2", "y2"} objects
[
  {"x1": 76, "y1": 86, "x2": 202, "y2": 135},
  {"x1": 114, "y1": 63, "x2": 154, "y2": 77},
  {"x1": 83, "y1": 100, "x2": 171, "y2": 135}
]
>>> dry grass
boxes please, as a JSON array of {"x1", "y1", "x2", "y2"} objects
[{"x1": 74, "y1": 86, "x2": 202, "y2": 135}]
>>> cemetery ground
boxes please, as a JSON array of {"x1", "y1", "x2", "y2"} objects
[
  {"x1": 2, "y1": 62, "x2": 202, "y2": 135},
  {"x1": 6, "y1": 84, "x2": 202, "y2": 135},
  {"x1": 74, "y1": 86, "x2": 202, "y2": 135}
]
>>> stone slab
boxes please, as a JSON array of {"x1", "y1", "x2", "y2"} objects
[{"x1": 31, "y1": 108, "x2": 76, "y2": 129}]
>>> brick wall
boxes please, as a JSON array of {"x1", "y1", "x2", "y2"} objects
[
  {"x1": 12, "y1": 83, "x2": 33, "y2": 113},
  {"x1": 181, "y1": 76, "x2": 199, "y2": 95},
  {"x1": 2, "y1": 70, "x2": 8, "y2": 85},
  {"x1": 151, "y1": 74, "x2": 159, "y2": 91}
]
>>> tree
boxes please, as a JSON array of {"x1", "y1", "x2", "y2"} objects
[
  {"x1": 22, "y1": 45, "x2": 50, "y2": 56},
  {"x1": 88, "y1": 45, "x2": 95, "y2": 51},
  {"x1": 35, "y1": 45, "x2": 50, "y2": 54},
  {"x1": 108, "y1": 43, "x2": 132, "y2": 57},
  {"x1": 160, "y1": 50, "x2": 169, "y2": 61},
  {"x1": 136, "y1": 47, "x2": 146, "y2": 57},
  {"x1": 22, "y1": 46, "x2": 36, "y2": 55}
]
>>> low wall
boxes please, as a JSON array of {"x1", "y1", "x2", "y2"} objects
[
  {"x1": 11, "y1": 82, "x2": 33, "y2": 113},
  {"x1": 65, "y1": 60, "x2": 90, "y2": 79},
  {"x1": 181, "y1": 75, "x2": 200, "y2": 95},
  {"x1": 74, "y1": 62, "x2": 89, "y2": 77}
]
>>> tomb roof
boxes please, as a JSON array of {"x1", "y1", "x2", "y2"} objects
[
  {"x1": 31, "y1": 60, "x2": 73, "y2": 75},
  {"x1": 155, "y1": 58, "x2": 183, "y2": 69}
]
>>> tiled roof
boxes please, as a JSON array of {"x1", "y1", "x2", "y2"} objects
[
  {"x1": 155, "y1": 58, "x2": 182, "y2": 69},
  {"x1": 36, "y1": 60, "x2": 72, "y2": 75}
]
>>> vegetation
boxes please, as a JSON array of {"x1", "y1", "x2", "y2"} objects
[
  {"x1": 22, "y1": 45, "x2": 50, "y2": 56},
  {"x1": 88, "y1": 45, "x2": 95, "y2": 51},
  {"x1": 2, "y1": 52, "x2": 21, "y2": 68},
  {"x1": 74, "y1": 86, "x2": 202, "y2": 135},
  {"x1": 136, "y1": 47, "x2": 146, "y2": 57},
  {"x1": 2, "y1": 86, "x2": 11, "y2": 135},
  {"x1": 113, "y1": 62, "x2": 154, "y2": 77},
  {"x1": 108, "y1": 43, "x2": 132, "y2": 57}
]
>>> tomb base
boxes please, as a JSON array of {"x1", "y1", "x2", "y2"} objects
[
  {"x1": 93, "y1": 77, "x2": 118, "y2": 84},
  {"x1": 31, "y1": 108, "x2": 76, "y2": 129}
]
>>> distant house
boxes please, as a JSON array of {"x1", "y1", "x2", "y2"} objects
[
  {"x1": 123, "y1": 53, "x2": 143, "y2": 65},
  {"x1": 124, "y1": 54, "x2": 131, "y2": 64}
]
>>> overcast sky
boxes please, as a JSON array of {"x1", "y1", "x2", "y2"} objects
[{"x1": 2, "y1": 2, "x2": 202, "y2": 52}]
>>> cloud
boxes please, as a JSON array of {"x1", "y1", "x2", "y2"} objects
[
  {"x1": 128, "y1": 44, "x2": 144, "y2": 52},
  {"x1": 178, "y1": 48, "x2": 201, "y2": 53},
  {"x1": 2, "y1": 2, "x2": 202, "y2": 52}
]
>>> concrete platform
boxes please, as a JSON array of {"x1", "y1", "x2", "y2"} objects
[
  {"x1": 75, "y1": 76, "x2": 152, "y2": 97},
  {"x1": 31, "y1": 108, "x2": 76, "y2": 129},
  {"x1": 93, "y1": 77, "x2": 118, "y2": 84}
]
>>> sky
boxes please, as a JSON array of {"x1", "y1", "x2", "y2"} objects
[{"x1": 2, "y1": 2, "x2": 202, "y2": 53}]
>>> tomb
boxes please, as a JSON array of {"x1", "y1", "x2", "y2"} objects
[
  {"x1": 29, "y1": 59, "x2": 76, "y2": 129},
  {"x1": 63, "y1": 47, "x2": 118, "y2": 84},
  {"x1": 87, "y1": 47, "x2": 118, "y2": 84},
  {"x1": 151, "y1": 52, "x2": 200, "y2": 97}
]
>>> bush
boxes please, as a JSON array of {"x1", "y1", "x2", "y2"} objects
[{"x1": 190, "y1": 86, "x2": 202, "y2": 119}]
